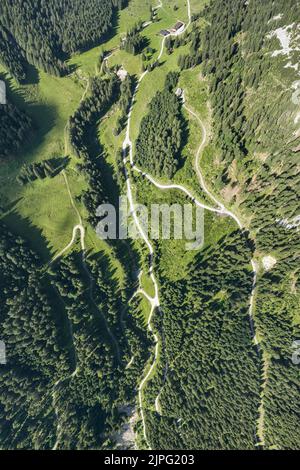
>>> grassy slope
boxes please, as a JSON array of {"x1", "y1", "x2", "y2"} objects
[
  {"x1": 0, "y1": 36, "x2": 127, "y2": 284},
  {"x1": 0, "y1": 68, "x2": 86, "y2": 259},
  {"x1": 0, "y1": 0, "x2": 232, "y2": 335},
  {"x1": 97, "y1": 0, "x2": 226, "y2": 287},
  {"x1": 0, "y1": 0, "x2": 232, "y2": 326},
  {"x1": 0, "y1": 0, "x2": 242, "y2": 450}
]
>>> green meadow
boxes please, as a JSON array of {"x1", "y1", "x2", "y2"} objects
[{"x1": 0, "y1": 0, "x2": 218, "y2": 295}]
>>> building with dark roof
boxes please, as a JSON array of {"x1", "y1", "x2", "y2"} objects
[
  {"x1": 160, "y1": 29, "x2": 170, "y2": 36},
  {"x1": 174, "y1": 21, "x2": 184, "y2": 30}
]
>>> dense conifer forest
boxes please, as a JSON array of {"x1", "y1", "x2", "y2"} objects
[
  {"x1": 120, "y1": 22, "x2": 146, "y2": 55},
  {"x1": 0, "y1": 0, "x2": 299, "y2": 452},
  {"x1": 0, "y1": 223, "x2": 149, "y2": 449},
  {"x1": 0, "y1": 224, "x2": 71, "y2": 448},
  {"x1": 197, "y1": 0, "x2": 300, "y2": 449},
  {"x1": 17, "y1": 157, "x2": 69, "y2": 185},
  {"x1": 144, "y1": 230, "x2": 261, "y2": 449},
  {"x1": 0, "y1": 0, "x2": 126, "y2": 79},
  {"x1": 68, "y1": 75, "x2": 121, "y2": 227},
  {"x1": 201, "y1": 0, "x2": 300, "y2": 230},
  {"x1": 0, "y1": 101, "x2": 32, "y2": 159},
  {"x1": 135, "y1": 73, "x2": 183, "y2": 179}
]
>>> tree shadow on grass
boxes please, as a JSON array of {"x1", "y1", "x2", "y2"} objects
[
  {"x1": 23, "y1": 63, "x2": 39, "y2": 85},
  {"x1": 176, "y1": 103, "x2": 190, "y2": 171},
  {"x1": 73, "y1": 7, "x2": 120, "y2": 57},
  {"x1": 1, "y1": 73, "x2": 58, "y2": 165},
  {"x1": 1, "y1": 211, "x2": 53, "y2": 263},
  {"x1": 1, "y1": 197, "x2": 23, "y2": 215}
]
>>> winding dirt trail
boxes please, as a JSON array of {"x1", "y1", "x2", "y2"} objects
[
  {"x1": 52, "y1": 0, "x2": 260, "y2": 451},
  {"x1": 120, "y1": 0, "x2": 192, "y2": 448},
  {"x1": 183, "y1": 103, "x2": 259, "y2": 349},
  {"x1": 121, "y1": 0, "x2": 260, "y2": 449},
  {"x1": 152, "y1": 102, "x2": 260, "y2": 416},
  {"x1": 52, "y1": 77, "x2": 121, "y2": 449},
  {"x1": 49, "y1": 170, "x2": 84, "y2": 264}
]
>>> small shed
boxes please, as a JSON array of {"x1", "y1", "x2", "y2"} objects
[
  {"x1": 175, "y1": 87, "x2": 183, "y2": 97},
  {"x1": 174, "y1": 21, "x2": 184, "y2": 30},
  {"x1": 117, "y1": 67, "x2": 128, "y2": 82},
  {"x1": 0, "y1": 80, "x2": 6, "y2": 105},
  {"x1": 170, "y1": 21, "x2": 185, "y2": 34}
]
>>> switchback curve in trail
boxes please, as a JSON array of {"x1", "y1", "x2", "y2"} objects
[{"x1": 121, "y1": 0, "x2": 260, "y2": 449}]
